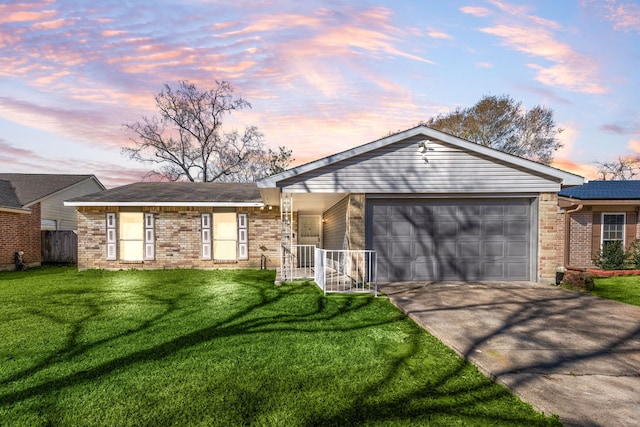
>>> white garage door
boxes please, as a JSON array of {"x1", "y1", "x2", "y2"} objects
[{"x1": 367, "y1": 199, "x2": 534, "y2": 281}]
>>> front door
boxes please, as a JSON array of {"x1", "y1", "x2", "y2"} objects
[{"x1": 298, "y1": 215, "x2": 321, "y2": 267}]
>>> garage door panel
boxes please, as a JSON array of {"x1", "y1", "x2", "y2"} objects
[
  {"x1": 483, "y1": 263, "x2": 505, "y2": 277},
  {"x1": 483, "y1": 241, "x2": 505, "y2": 257},
  {"x1": 483, "y1": 222, "x2": 504, "y2": 237},
  {"x1": 506, "y1": 221, "x2": 529, "y2": 236},
  {"x1": 507, "y1": 241, "x2": 528, "y2": 257},
  {"x1": 459, "y1": 241, "x2": 481, "y2": 257},
  {"x1": 390, "y1": 241, "x2": 413, "y2": 259},
  {"x1": 368, "y1": 198, "x2": 533, "y2": 281},
  {"x1": 414, "y1": 241, "x2": 435, "y2": 257},
  {"x1": 391, "y1": 221, "x2": 412, "y2": 236}
]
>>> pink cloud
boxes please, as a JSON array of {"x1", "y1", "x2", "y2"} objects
[
  {"x1": 551, "y1": 158, "x2": 599, "y2": 180},
  {"x1": 476, "y1": 62, "x2": 493, "y2": 68},
  {"x1": 598, "y1": 0, "x2": 640, "y2": 32},
  {"x1": 460, "y1": 6, "x2": 493, "y2": 17},
  {"x1": 428, "y1": 30, "x2": 453, "y2": 40},
  {"x1": 481, "y1": 24, "x2": 607, "y2": 94},
  {"x1": 32, "y1": 18, "x2": 73, "y2": 30},
  {"x1": 628, "y1": 139, "x2": 640, "y2": 154}
]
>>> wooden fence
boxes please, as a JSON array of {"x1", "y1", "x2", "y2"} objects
[{"x1": 41, "y1": 231, "x2": 77, "y2": 264}]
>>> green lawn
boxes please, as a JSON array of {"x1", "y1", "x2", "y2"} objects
[
  {"x1": 591, "y1": 276, "x2": 640, "y2": 307},
  {"x1": 0, "y1": 266, "x2": 559, "y2": 426}
]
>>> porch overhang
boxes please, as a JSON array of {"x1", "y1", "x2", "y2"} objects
[{"x1": 258, "y1": 187, "x2": 347, "y2": 213}]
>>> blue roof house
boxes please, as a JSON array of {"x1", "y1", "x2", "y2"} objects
[{"x1": 558, "y1": 180, "x2": 640, "y2": 268}]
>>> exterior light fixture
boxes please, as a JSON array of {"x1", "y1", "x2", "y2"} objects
[{"x1": 417, "y1": 140, "x2": 433, "y2": 162}]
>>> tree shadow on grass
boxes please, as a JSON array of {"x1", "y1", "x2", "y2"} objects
[{"x1": 0, "y1": 270, "x2": 559, "y2": 426}]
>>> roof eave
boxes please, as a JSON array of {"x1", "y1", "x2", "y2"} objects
[
  {"x1": 64, "y1": 201, "x2": 264, "y2": 207},
  {"x1": 558, "y1": 195, "x2": 640, "y2": 206}
]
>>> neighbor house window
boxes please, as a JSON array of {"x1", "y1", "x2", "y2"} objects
[
  {"x1": 213, "y1": 212, "x2": 237, "y2": 260},
  {"x1": 602, "y1": 213, "x2": 625, "y2": 247}
]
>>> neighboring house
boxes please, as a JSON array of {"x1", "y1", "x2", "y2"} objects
[
  {"x1": 557, "y1": 180, "x2": 640, "y2": 269},
  {"x1": 0, "y1": 174, "x2": 105, "y2": 270},
  {"x1": 65, "y1": 182, "x2": 281, "y2": 270},
  {"x1": 67, "y1": 126, "x2": 584, "y2": 283}
]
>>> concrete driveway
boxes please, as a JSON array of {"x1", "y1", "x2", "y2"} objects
[{"x1": 379, "y1": 281, "x2": 640, "y2": 427}]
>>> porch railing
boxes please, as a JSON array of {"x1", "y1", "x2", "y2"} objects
[{"x1": 314, "y1": 249, "x2": 377, "y2": 296}]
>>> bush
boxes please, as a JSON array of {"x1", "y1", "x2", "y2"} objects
[
  {"x1": 593, "y1": 241, "x2": 627, "y2": 270},
  {"x1": 627, "y1": 239, "x2": 640, "y2": 269},
  {"x1": 561, "y1": 271, "x2": 595, "y2": 291}
]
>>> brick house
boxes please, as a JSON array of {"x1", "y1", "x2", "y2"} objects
[
  {"x1": 67, "y1": 126, "x2": 585, "y2": 282},
  {"x1": 0, "y1": 174, "x2": 105, "y2": 270},
  {"x1": 557, "y1": 180, "x2": 640, "y2": 269},
  {"x1": 65, "y1": 182, "x2": 283, "y2": 270}
]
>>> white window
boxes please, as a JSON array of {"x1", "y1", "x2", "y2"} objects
[
  {"x1": 202, "y1": 213, "x2": 212, "y2": 259},
  {"x1": 602, "y1": 213, "x2": 625, "y2": 247},
  {"x1": 106, "y1": 213, "x2": 116, "y2": 260},
  {"x1": 238, "y1": 213, "x2": 248, "y2": 260},
  {"x1": 213, "y1": 212, "x2": 237, "y2": 260},
  {"x1": 119, "y1": 212, "x2": 144, "y2": 261}
]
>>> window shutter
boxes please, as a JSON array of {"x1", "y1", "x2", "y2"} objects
[
  {"x1": 238, "y1": 213, "x2": 248, "y2": 260},
  {"x1": 626, "y1": 212, "x2": 637, "y2": 249},
  {"x1": 202, "y1": 213, "x2": 212, "y2": 260},
  {"x1": 144, "y1": 213, "x2": 155, "y2": 260},
  {"x1": 106, "y1": 213, "x2": 116, "y2": 260},
  {"x1": 591, "y1": 212, "x2": 602, "y2": 258}
]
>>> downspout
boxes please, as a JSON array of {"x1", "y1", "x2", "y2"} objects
[{"x1": 564, "y1": 204, "x2": 584, "y2": 267}]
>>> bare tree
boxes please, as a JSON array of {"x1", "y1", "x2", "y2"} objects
[
  {"x1": 596, "y1": 157, "x2": 640, "y2": 180},
  {"x1": 122, "y1": 80, "x2": 292, "y2": 182},
  {"x1": 423, "y1": 94, "x2": 563, "y2": 164}
]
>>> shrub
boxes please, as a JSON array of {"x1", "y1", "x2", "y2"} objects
[
  {"x1": 593, "y1": 241, "x2": 627, "y2": 270},
  {"x1": 561, "y1": 271, "x2": 595, "y2": 291},
  {"x1": 627, "y1": 239, "x2": 640, "y2": 269}
]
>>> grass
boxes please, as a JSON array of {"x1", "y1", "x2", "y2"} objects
[
  {"x1": 590, "y1": 275, "x2": 640, "y2": 307},
  {"x1": 0, "y1": 266, "x2": 559, "y2": 426}
]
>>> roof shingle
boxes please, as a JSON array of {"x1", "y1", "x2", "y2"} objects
[
  {"x1": 0, "y1": 173, "x2": 100, "y2": 205},
  {"x1": 558, "y1": 180, "x2": 640, "y2": 200},
  {"x1": 66, "y1": 182, "x2": 262, "y2": 205}
]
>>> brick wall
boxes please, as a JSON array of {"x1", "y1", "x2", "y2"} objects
[
  {"x1": 0, "y1": 203, "x2": 42, "y2": 270},
  {"x1": 538, "y1": 193, "x2": 559, "y2": 282},
  {"x1": 558, "y1": 205, "x2": 640, "y2": 269},
  {"x1": 77, "y1": 206, "x2": 281, "y2": 270}
]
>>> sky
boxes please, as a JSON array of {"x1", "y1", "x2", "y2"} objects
[{"x1": 0, "y1": 0, "x2": 639, "y2": 188}]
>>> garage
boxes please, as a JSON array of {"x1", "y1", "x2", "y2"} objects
[{"x1": 367, "y1": 198, "x2": 535, "y2": 282}]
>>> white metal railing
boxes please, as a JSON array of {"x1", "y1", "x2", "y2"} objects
[
  {"x1": 314, "y1": 249, "x2": 377, "y2": 296},
  {"x1": 280, "y1": 244, "x2": 316, "y2": 281},
  {"x1": 293, "y1": 245, "x2": 316, "y2": 279}
]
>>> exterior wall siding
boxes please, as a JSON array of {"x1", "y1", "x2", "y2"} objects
[
  {"x1": 322, "y1": 196, "x2": 348, "y2": 250},
  {"x1": 76, "y1": 206, "x2": 280, "y2": 270},
  {"x1": 279, "y1": 136, "x2": 561, "y2": 194},
  {"x1": 40, "y1": 178, "x2": 104, "y2": 230},
  {"x1": 0, "y1": 203, "x2": 42, "y2": 270}
]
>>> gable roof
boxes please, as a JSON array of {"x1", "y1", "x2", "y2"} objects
[
  {"x1": 65, "y1": 182, "x2": 263, "y2": 207},
  {"x1": 258, "y1": 125, "x2": 584, "y2": 188},
  {"x1": 0, "y1": 179, "x2": 31, "y2": 213},
  {"x1": 558, "y1": 180, "x2": 640, "y2": 200},
  {"x1": 0, "y1": 174, "x2": 105, "y2": 206}
]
